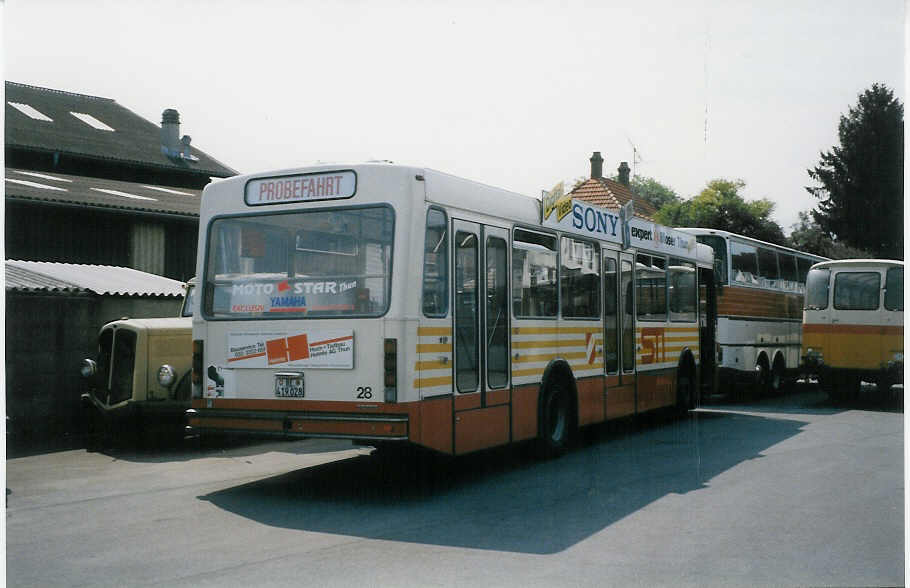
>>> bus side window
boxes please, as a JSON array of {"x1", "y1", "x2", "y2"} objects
[
  {"x1": 885, "y1": 267, "x2": 903, "y2": 311},
  {"x1": 780, "y1": 254, "x2": 798, "y2": 289},
  {"x1": 731, "y1": 241, "x2": 758, "y2": 285},
  {"x1": 604, "y1": 257, "x2": 618, "y2": 373},
  {"x1": 422, "y1": 208, "x2": 449, "y2": 317},
  {"x1": 757, "y1": 247, "x2": 779, "y2": 288},
  {"x1": 560, "y1": 236, "x2": 600, "y2": 319},
  {"x1": 512, "y1": 229, "x2": 558, "y2": 318},
  {"x1": 669, "y1": 258, "x2": 696, "y2": 322}
]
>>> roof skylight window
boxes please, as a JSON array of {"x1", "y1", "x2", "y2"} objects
[
  {"x1": 70, "y1": 112, "x2": 115, "y2": 131},
  {"x1": 13, "y1": 170, "x2": 73, "y2": 183},
  {"x1": 6, "y1": 178, "x2": 68, "y2": 192},
  {"x1": 8, "y1": 102, "x2": 53, "y2": 122},
  {"x1": 91, "y1": 188, "x2": 157, "y2": 201},
  {"x1": 141, "y1": 185, "x2": 193, "y2": 196}
]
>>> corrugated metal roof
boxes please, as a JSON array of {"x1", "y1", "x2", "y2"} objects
[
  {"x1": 5, "y1": 167, "x2": 202, "y2": 217},
  {"x1": 5, "y1": 81, "x2": 236, "y2": 178},
  {"x1": 5, "y1": 261, "x2": 185, "y2": 297}
]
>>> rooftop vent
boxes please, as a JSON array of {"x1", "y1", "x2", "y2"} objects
[{"x1": 161, "y1": 109, "x2": 199, "y2": 163}]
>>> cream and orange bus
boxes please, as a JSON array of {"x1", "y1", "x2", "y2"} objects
[
  {"x1": 802, "y1": 259, "x2": 903, "y2": 400},
  {"x1": 677, "y1": 229, "x2": 826, "y2": 397},
  {"x1": 186, "y1": 162, "x2": 716, "y2": 456}
]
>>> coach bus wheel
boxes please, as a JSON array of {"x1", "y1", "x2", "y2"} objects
[
  {"x1": 771, "y1": 356, "x2": 786, "y2": 395},
  {"x1": 755, "y1": 357, "x2": 771, "y2": 399},
  {"x1": 537, "y1": 382, "x2": 571, "y2": 458}
]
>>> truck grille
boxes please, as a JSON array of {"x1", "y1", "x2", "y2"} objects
[{"x1": 93, "y1": 327, "x2": 136, "y2": 405}]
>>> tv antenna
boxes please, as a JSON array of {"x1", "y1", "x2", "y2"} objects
[{"x1": 626, "y1": 137, "x2": 643, "y2": 178}]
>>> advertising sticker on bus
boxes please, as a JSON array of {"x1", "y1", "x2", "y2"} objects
[
  {"x1": 225, "y1": 279, "x2": 358, "y2": 314},
  {"x1": 227, "y1": 330, "x2": 354, "y2": 369}
]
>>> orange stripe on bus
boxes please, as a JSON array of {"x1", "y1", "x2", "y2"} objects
[
  {"x1": 417, "y1": 326, "x2": 453, "y2": 336},
  {"x1": 803, "y1": 323, "x2": 903, "y2": 336}
]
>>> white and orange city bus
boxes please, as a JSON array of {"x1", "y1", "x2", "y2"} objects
[
  {"x1": 186, "y1": 162, "x2": 716, "y2": 456},
  {"x1": 802, "y1": 259, "x2": 903, "y2": 400},
  {"x1": 677, "y1": 229, "x2": 826, "y2": 397}
]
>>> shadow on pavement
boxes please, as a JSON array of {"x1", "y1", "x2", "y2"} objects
[
  {"x1": 707, "y1": 386, "x2": 903, "y2": 416},
  {"x1": 199, "y1": 409, "x2": 807, "y2": 554}
]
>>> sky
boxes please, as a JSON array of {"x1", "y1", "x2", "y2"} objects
[{"x1": 3, "y1": 0, "x2": 905, "y2": 232}]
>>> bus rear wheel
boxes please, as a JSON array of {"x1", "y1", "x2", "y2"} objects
[
  {"x1": 755, "y1": 357, "x2": 771, "y2": 399},
  {"x1": 537, "y1": 382, "x2": 571, "y2": 458},
  {"x1": 676, "y1": 370, "x2": 695, "y2": 413}
]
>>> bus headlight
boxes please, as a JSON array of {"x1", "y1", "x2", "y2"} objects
[
  {"x1": 804, "y1": 348, "x2": 823, "y2": 366},
  {"x1": 80, "y1": 358, "x2": 97, "y2": 379},
  {"x1": 157, "y1": 364, "x2": 177, "y2": 388}
]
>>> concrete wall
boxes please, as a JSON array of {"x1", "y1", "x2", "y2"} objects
[{"x1": 6, "y1": 291, "x2": 182, "y2": 452}]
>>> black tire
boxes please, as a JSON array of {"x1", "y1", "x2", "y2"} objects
[
  {"x1": 537, "y1": 382, "x2": 571, "y2": 458},
  {"x1": 677, "y1": 369, "x2": 695, "y2": 413},
  {"x1": 755, "y1": 357, "x2": 771, "y2": 399},
  {"x1": 770, "y1": 357, "x2": 787, "y2": 395}
]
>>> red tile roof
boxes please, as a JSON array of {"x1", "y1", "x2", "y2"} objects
[{"x1": 569, "y1": 177, "x2": 657, "y2": 221}]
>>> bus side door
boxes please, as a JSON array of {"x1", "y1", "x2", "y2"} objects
[{"x1": 452, "y1": 219, "x2": 510, "y2": 454}]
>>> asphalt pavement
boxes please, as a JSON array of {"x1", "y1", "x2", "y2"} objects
[{"x1": 6, "y1": 388, "x2": 904, "y2": 587}]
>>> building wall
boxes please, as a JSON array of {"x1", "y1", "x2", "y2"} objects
[
  {"x1": 6, "y1": 292, "x2": 182, "y2": 452},
  {"x1": 5, "y1": 202, "x2": 198, "y2": 281}
]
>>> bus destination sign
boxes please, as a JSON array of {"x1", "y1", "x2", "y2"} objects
[{"x1": 245, "y1": 170, "x2": 356, "y2": 206}]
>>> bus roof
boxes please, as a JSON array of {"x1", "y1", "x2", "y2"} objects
[
  {"x1": 676, "y1": 227, "x2": 829, "y2": 261},
  {"x1": 810, "y1": 259, "x2": 903, "y2": 270}
]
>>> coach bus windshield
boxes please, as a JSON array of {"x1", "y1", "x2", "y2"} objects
[{"x1": 203, "y1": 206, "x2": 394, "y2": 319}]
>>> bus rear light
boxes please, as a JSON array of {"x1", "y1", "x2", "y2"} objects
[
  {"x1": 192, "y1": 339, "x2": 203, "y2": 399},
  {"x1": 384, "y1": 338, "x2": 398, "y2": 403}
]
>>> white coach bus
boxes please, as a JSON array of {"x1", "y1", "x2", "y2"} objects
[
  {"x1": 187, "y1": 162, "x2": 716, "y2": 456},
  {"x1": 678, "y1": 228, "x2": 826, "y2": 397}
]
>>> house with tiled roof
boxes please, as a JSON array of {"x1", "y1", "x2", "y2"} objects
[
  {"x1": 5, "y1": 81, "x2": 236, "y2": 280},
  {"x1": 569, "y1": 151, "x2": 657, "y2": 220}
]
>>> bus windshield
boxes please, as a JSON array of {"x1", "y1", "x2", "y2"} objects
[
  {"x1": 203, "y1": 206, "x2": 394, "y2": 318},
  {"x1": 804, "y1": 268, "x2": 830, "y2": 310}
]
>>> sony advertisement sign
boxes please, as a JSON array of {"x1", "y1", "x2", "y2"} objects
[{"x1": 542, "y1": 197, "x2": 695, "y2": 255}]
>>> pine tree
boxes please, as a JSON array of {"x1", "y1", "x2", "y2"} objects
[{"x1": 807, "y1": 83, "x2": 903, "y2": 259}]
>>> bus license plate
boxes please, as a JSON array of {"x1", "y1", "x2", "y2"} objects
[{"x1": 274, "y1": 372, "x2": 304, "y2": 398}]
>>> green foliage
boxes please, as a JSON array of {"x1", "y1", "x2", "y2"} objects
[
  {"x1": 807, "y1": 83, "x2": 903, "y2": 259},
  {"x1": 789, "y1": 211, "x2": 876, "y2": 259},
  {"x1": 629, "y1": 176, "x2": 680, "y2": 211},
  {"x1": 655, "y1": 179, "x2": 788, "y2": 245}
]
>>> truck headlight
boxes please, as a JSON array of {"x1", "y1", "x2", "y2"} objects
[
  {"x1": 80, "y1": 359, "x2": 97, "y2": 379},
  {"x1": 157, "y1": 364, "x2": 177, "y2": 388}
]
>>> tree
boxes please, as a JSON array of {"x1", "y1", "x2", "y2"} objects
[
  {"x1": 807, "y1": 83, "x2": 903, "y2": 259},
  {"x1": 655, "y1": 179, "x2": 788, "y2": 246},
  {"x1": 789, "y1": 210, "x2": 876, "y2": 259},
  {"x1": 628, "y1": 176, "x2": 680, "y2": 212}
]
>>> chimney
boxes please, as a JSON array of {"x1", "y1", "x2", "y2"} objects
[
  {"x1": 161, "y1": 109, "x2": 181, "y2": 156},
  {"x1": 590, "y1": 151, "x2": 604, "y2": 179},
  {"x1": 618, "y1": 161, "x2": 631, "y2": 186}
]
